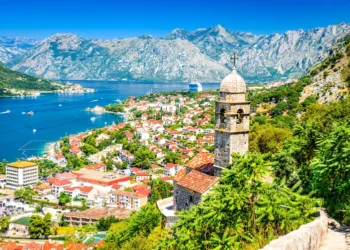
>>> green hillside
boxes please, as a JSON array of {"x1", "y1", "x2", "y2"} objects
[{"x1": 0, "y1": 63, "x2": 62, "y2": 96}]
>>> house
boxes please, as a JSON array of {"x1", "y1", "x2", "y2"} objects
[
  {"x1": 85, "y1": 163, "x2": 106, "y2": 172},
  {"x1": 125, "y1": 131, "x2": 134, "y2": 142},
  {"x1": 136, "y1": 128, "x2": 150, "y2": 140},
  {"x1": 34, "y1": 183, "x2": 51, "y2": 195},
  {"x1": 141, "y1": 114, "x2": 149, "y2": 121},
  {"x1": 49, "y1": 153, "x2": 67, "y2": 167},
  {"x1": 96, "y1": 133, "x2": 110, "y2": 144},
  {"x1": 119, "y1": 150, "x2": 135, "y2": 165},
  {"x1": 52, "y1": 179, "x2": 72, "y2": 197},
  {"x1": 130, "y1": 167, "x2": 141, "y2": 175},
  {"x1": 164, "y1": 163, "x2": 181, "y2": 176},
  {"x1": 173, "y1": 152, "x2": 217, "y2": 210},
  {"x1": 135, "y1": 172, "x2": 150, "y2": 182},
  {"x1": 111, "y1": 190, "x2": 148, "y2": 210},
  {"x1": 69, "y1": 147, "x2": 84, "y2": 157},
  {"x1": 64, "y1": 186, "x2": 98, "y2": 204}
]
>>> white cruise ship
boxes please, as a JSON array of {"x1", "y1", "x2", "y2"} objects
[{"x1": 188, "y1": 82, "x2": 203, "y2": 92}]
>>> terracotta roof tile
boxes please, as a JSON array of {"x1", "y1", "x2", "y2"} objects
[
  {"x1": 185, "y1": 152, "x2": 214, "y2": 170},
  {"x1": 176, "y1": 170, "x2": 218, "y2": 194}
]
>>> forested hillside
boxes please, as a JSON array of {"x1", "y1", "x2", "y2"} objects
[{"x1": 0, "y1": 63, "x2": 63, "y2": 96}]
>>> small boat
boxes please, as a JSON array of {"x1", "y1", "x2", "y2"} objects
[
  {"x1": 90, "y1": 117, "x2": 97, "y2": 122},
  {"x1": 33, "y1": 129, "x2": 37, "y2": 133},
  {"x1": 22, "y1": 112, "x2": 26, "y2": 115},
  {"x1": 4, "y1": 110, "x2": 10, "y2": 114},
  {"x1": 59, "y1": 104, "x2": 62, "y2": 107},
  {"x1": 27, "y1": 111, "x2": 34, "y2": 116}
]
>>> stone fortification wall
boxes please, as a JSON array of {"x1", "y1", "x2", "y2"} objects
[{"x1": 260, "y1": 210, "x2": 328, "y2": 250}]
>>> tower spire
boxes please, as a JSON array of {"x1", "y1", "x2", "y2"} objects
[{"x1": 230, "y1": 52, "x2": 238, "y2": 70}]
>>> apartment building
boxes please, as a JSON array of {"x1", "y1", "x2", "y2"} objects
[{"x1": 6, "y1": 161, "x2": 38, "y2": 189}]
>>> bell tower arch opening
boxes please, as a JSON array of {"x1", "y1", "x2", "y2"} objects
[{"x1": 220, "y1": 108, "x2": 226, "y2": 124}]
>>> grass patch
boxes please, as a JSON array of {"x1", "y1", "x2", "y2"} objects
[{"x1": 11, "y1": 216, "x2": 31, "y2": 226}]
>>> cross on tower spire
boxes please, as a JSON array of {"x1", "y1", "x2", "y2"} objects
[{"x1": 230, "y1": 52, "x2": 238, "y2": 69}]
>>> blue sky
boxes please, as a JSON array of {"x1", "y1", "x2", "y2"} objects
[{"x1": 0, "y1": 0, "x2": 349, "y2": 39}]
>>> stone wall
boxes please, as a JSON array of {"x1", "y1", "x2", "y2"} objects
[
  {"x1": 260, "y1": 210, "x2": 328, "y2": 250},
  {"x1": 174, "y1": 183, "x2": 202, "y2": 211}
]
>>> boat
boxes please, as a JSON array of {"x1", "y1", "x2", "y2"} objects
[
  {"x1": 22, "y1": 112, "x2": 26, "y2": 115},
  {"x1": 27, "y1": 111, "x2": 34, "y2": 116},
  {"x1": 90, "y1": 117, "x2": 97, "y2": 122},
  {"x1": 33, "y1": 129, "x2": 37, "y2": 133},
  {"x1": 4, "y1": 110, "x2": 10, "y2": 114},
  {"x1": 189, "y1": 82, "x2": 203, "y2": 92},
  {"x1": 59, "y1": 104, "x2": 62, "y2": 107}
]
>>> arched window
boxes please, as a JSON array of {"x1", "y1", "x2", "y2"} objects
[
  {"x1": 220, "y1": 108, "x2": 226, "y2": 123},
  {"x1": 237, "y1": 109, "x2": 244, "y2": 124}
]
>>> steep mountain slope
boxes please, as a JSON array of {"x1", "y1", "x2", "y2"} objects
[
  {"x1": 166, "y1": 23, "x2": 350, "y2": 81},
  {"x1": 300, "y1": 35, "x2": 350, "y2": 104},
  {"x1": 0, "y1": 36, "x2": 37, "y2": 63},
  {"x1": 10, "y1": 34, "x2": 229, "y2": 81},
  {"x1": 7, "y1": 23, "x2": 350, "y2": 82}
]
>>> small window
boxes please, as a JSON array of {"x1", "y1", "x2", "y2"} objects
[
  {"x1": 189, "y1": 195, "x2": 193, "y2": 202},
  {"x1": 220, "y1": 108, "x2": 226, "y2": 123},
  {"x1": 237, "y1": 109, "x2": 244, "y2": 124}
]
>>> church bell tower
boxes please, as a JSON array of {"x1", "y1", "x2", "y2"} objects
[{"x1": 214, "y1": 53, "x2": 250, "y2": 176}]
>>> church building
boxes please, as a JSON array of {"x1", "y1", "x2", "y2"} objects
[{"x1": 172, "y1": 53, "x2": 251, "y2": 211}]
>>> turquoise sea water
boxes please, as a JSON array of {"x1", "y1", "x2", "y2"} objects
[{"x1": 0, "y1": 81, "x2": 219, "y2": 161}]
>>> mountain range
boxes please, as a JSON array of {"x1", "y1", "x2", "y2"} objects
[{"x1": 2, "y1": 23, "x2": 350, "y2": 83}]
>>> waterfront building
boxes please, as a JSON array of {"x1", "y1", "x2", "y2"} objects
[{"x1": 5, "y1": 161, "x2": 38, "y2": 189}]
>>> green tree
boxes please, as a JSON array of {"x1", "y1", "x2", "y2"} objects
[
  {"x1": 0, "y1": 216, "x2": 10, "y2": 232},
  {"x1": 28, "y1": 213, "x2": 51, "y2": 239},
  {"x1": 58, "y1": 192, "x2": 71, "y2": 206},
  {"x1": 134, "y1": 146, "x2": 155, "y2": 168},
  {"x1": 311, "y1": 122, "x2": 350, "y2": 222},
  {"x1": 158, "y1": 153, "x2": 320, "y2": 249}
]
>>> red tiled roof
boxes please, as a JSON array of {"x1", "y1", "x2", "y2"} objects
[
  {"x1": 173, "y1": 168, "x2": 186, "y2": 182},
  {"x1": 52, "y1": 179, "x2": 72, "y2": 187},
  {"x1": 151, "y1": 164, "x2": 161, "y2": 169},
  {"x1": 47, "y1": 177, "x2": 59, "y2": 185},
  {"x1": 43, "y1": 241, "x2": 64, "y2": 250},
  {"x1": 85, "y1": 163, "x2": 106, "y2": 170},
  {"x1": 56, "y1": 172, "x2": 77, "y2": 180},
  {"x1": 56, "y1": 153, "x2": 65, "y2": 159},
  {"x1": 69, "y1": 147, "x2": 81, "y2": 155},
  {"x1": 111, "y1": 184, "x2": 122, "y2": 189},
  {"x1": 130, "y1": 167, "x2": 141, "y2": 173},
  {"x1": 114, "y1": 190, "x2": 148, "y2": 198},
  {"x1": 136, "y1": 172, "x2": 150, "y2": 176},
  {"x1": 165, "y1": 163, "x2": 178, "y2": 169},
  {"x1": 161, "y1": 176, "x2": 173, "y2": 181},
  {"x1": 136, "y1": 188, "x2": 151, "y2": 196},
  {"x1": 23, "y1": 242, "x2": 41, "y2": 250},
  {"x1": 125, "y1": 131, "x2": 133, "y2": 138},
  {"x1": 186, "y1": 152, "x2": 214, "y2": 170},
  {"x1": 176, "y1": 170, "x2": 218, "y2": 194},
  {"x1": 65, "y1": 243, "x2": 88, "y2": 250},
  {"x1": 132, "y1": 184, "x2": 150, "y2": 191}
]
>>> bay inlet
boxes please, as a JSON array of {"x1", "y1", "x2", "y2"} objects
[{"x1": 0, "y1": 80, "x2": 219, "y2": 161}]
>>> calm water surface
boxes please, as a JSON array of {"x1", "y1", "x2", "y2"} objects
[{"x1": 0, "y1": 81, "x2": 219, "y2": 161}]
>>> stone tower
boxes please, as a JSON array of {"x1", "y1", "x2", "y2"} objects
[{"x1": 214, "y1": 53, "x2": 250, "y2": 176}]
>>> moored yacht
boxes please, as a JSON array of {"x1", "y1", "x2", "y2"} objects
[{"x1": 189, "y1": 82, "x2": 203, "y2": 92}]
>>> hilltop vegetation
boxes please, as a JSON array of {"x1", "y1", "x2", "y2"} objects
[{"x1": 0, "y1": 62, "x2": 62, "y2": 96}]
